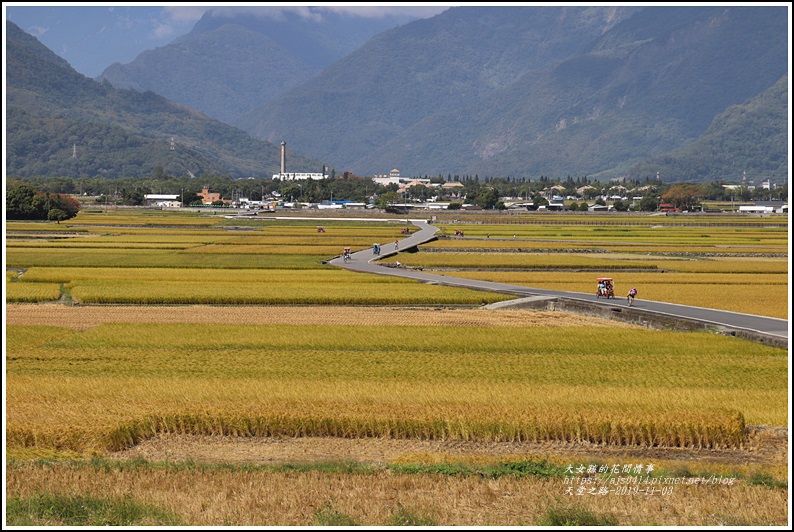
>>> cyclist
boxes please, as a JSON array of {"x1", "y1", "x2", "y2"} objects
[{"x1": 627, "y1": 287, "x2": 637, "y2": 306}]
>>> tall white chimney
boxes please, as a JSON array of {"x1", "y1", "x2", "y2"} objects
[{"x1": 280, "y1": 141, "x2": 286, "y2": 175}]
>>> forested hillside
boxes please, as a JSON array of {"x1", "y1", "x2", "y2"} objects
[
  {"x1": 627, "y1": 75, "x2": 788, "y2": 182},
  {"x1": 236, "y1": 6, "x2": 788, "y2": 182},
  {"x1": 98, "y1": 8, "x2": 427, "y2": 123},
  {"x1": 6, "y1": 21, "x2": 325, "y2": 179}
]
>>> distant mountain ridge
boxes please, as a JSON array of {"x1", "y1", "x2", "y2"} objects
[
  {"x1": 7, "y1": 6, "x2": 789, "y2": 184},
  {"x1": 5, "y1": 20, "x2": 324, "y2": 179},
  {"x1": 235, "y1": 5, "x2": 788, "y2": 182},
  {"x1": 626, "y1": 75, "x2": 788, "y2": 182},
  {"x1": 98, "y1": 8, "x2": 429, "y2": 123}
]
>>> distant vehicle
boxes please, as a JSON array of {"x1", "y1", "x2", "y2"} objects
[{"x1": 596, "y1": 277, "x2": 615, "y2": 299}]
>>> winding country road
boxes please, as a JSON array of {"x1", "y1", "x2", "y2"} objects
[{"x1": 326, "y1": 218, "x2": 788, "y2": 346}]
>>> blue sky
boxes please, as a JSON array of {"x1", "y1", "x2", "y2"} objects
[{"x1": 4, "y1": 4, "x2": 450, "y2": 78}]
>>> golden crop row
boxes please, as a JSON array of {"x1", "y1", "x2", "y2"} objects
[
  {"x1": 436, "y1": 214, "x2": 787, "y2": 226},
  {"x1": 6, "y1": 248, "x2": 329, "y2": 269},
  {"x1": 384, "y1": 252, "x2": 661, "y2": 269},
  {"x1": 388, "y1": 252, "x2": 788, "y2": 274},
  {"x1": 65, "y1": 211, "x2": 217, "y2": 226},
  {"x1": 426, "y1": 241, "x2": 786, "y2": 255},
  {"x1": 214, "y1": 236, "x2": 409, "y2": 246},
  {"x1": 440, "y1": 223, "x2": 787, "y2": 235},
  {"x1": 6, "y1": 320, "x2": 786, "y2": 453},
  {"x1": 6, "y1": 304, "x2": 632, "y2": 330},
  {"x1": 179, "y1": 244, "x2": 368, "y2": 255},
  {"x1": 4, "y1": 375, "x2": 758, "y2": 453},
  {"x1": 19, "y1": 267, "x2": 400, "y2": 284},
  {"x1": 5, "y1": 283, "x2": 62, "y2": 302},
  {"x1": 65, "y1": 280, "x2": 511, "y2": 305},
  {"x1": 7, "y1": 241, "x2": 197, "y2": 250}
]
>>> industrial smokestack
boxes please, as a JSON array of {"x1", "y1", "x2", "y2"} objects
[{"x1": 280, "y1": 141, "x2": 286, "y2": 175}]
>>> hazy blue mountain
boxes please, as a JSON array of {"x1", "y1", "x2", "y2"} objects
[
  {"x1": 4, "y1": 5, "x2": 198, "y2": 78},
  {"x1": 236, "y1": 6, "x2": 639, "y2": 168},
  {"x1": 237, "y1": 6, "x2": 788, "y2": 181},
  {"x1": 626, "y1": 75, "x2": 788, "y2": 183},
  {"x1": 6, "y1": 21, "x2": 324, "y2": 180},
  {"x1": 98, "y1": 7, "x2": 436, "y2": 123}
]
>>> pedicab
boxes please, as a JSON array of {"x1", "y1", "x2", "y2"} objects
[{"x1": 596, "y1": 277, "x2": 615, "y2": 299}]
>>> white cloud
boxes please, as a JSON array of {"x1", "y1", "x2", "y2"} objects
[
  {"x1": 28, "y1": 24, "x2": 48, "y2": 37},
  {"x1": 163, "y1": 6, "x2": 213, "y2": 23},
  {"x1": 148, "y1": 7, "x2": 212, "y2": 41},
  {"x1": 174, "y1": 5, "x2": 448, "y2": 23},
  {"x1": 314, "y1": 6, "x2": 450, "y2": 19},
  {"x1": 147, "y1": 5, "x2": 448, "y2": 42}
]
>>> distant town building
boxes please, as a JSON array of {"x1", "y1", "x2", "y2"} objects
[
  {"x1": 196, "y1": 188, "x2": 232, "y2": 205},
  {"x1": 372, "y1": 169, "x2": 432, "y2": 188},
  {"x1": 144, "y1": 194, "x2": 181, "y2": 207},
  {"x1": 198, "y1": 188, "x2": 221, "y2": 204}
]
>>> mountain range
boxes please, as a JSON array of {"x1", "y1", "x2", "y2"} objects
[
  {"x1": 98, "y1": 8, "x2": 430, "y2": 124},
  {"x1": 236, "y1": 6, "x2": 788, "y2": 181},
  {"x1": 5, "y1": 20, "x2": 324, "y2": 180},
  {"x1": 6, "y1": 6, "x2": 790, "y2": 183}
]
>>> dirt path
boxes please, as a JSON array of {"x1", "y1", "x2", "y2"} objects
[{"x1": 110, "y1": 426, "x2": 787, "y2": 468}]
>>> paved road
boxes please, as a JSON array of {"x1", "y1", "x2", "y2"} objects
[{"x1": 328, "y1": 219, "x2": 789, "y2": 344}]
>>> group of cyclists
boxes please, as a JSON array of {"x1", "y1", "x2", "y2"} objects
[{"x1": 597, "y1": 278, "x2": 638, "y2": 305}]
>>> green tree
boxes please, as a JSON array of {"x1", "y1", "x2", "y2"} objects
[
  {"x1": 612, "y1": 200, "x2": 630, "y2": 211},
  {"x1": 377, "y1": 191, "x2": 400, "y2": 209},
  {"x1": 476, "y1": 188, "x2": 499, "y2": 209},
  {"x1": 178, "y1": 190, "x2": 200, "y2": 206},
  {"x1": 47, "y1": 208, "x2": 69, "y2": 224},
  {"x1": 6, "y1": 183, "x2": 39, "y2": 219},
  {"x1": 638, "y1": 195, "x2": 659, "y2": 212}
]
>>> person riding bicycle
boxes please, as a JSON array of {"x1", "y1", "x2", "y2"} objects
[{"x1": 627, "y1": 287, "x2": 637, "y2": 306}]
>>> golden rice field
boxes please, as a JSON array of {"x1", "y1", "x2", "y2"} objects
[
  {"x1": 434, "y1": 212, "x2": 787, "y2": 226},
  {"x1": 5, "y1": 282, "x2": 62, "y2": 303},
  {"x1": 6, "y1": 306, "x2": 786, "y2": 456},
  {"x1": 414, "y1": 271, "x2": 789, "y2": 318},
  {"x1": 436, "y1": 223, "x2": 788, "y2": 246},
  {"x1": 429, "y1": 239, "x2": 785, "y2": 255},
  {"x1": 5, "y1": 247, "x2": 331, "y2": 269},
  {"x1": 5, "y1": 210, "x2": 788, "y2": 527},
  {"x1": 386, "y1": 252, "x2": 788, "y2": 273},
  {"x1": 5, "y1": 212, "x2": 788, "y2": 313},
  {"x1": 66, "y1": 280, "x2": 508, "y2": 305}
]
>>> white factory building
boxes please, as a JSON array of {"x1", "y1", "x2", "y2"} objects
[
  {"x1": 271, "y1": 140, "x2": 329, "y2": 180},
  {"x1": 273, "y1": 172, "x2": 329, "y2": 181}
]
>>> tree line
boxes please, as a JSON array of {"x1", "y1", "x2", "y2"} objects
[{"x1": 6, "y1": 171, "x2": 787, "y2": 220}]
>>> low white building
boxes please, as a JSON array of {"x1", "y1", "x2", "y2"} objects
[
  {"x1": 739, "y1": 205, "x2": 775, "y2": 213},
  {"x1": 273, "y1": 172, "x2": 328, "y2": 181},
  {"x1": 144, "y1": 194, "x2": 181, "y2": 207}
]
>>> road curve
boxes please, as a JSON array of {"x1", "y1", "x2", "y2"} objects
[{"x1": 327, "y1": 219, "x2": 788, "y2": 344}]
